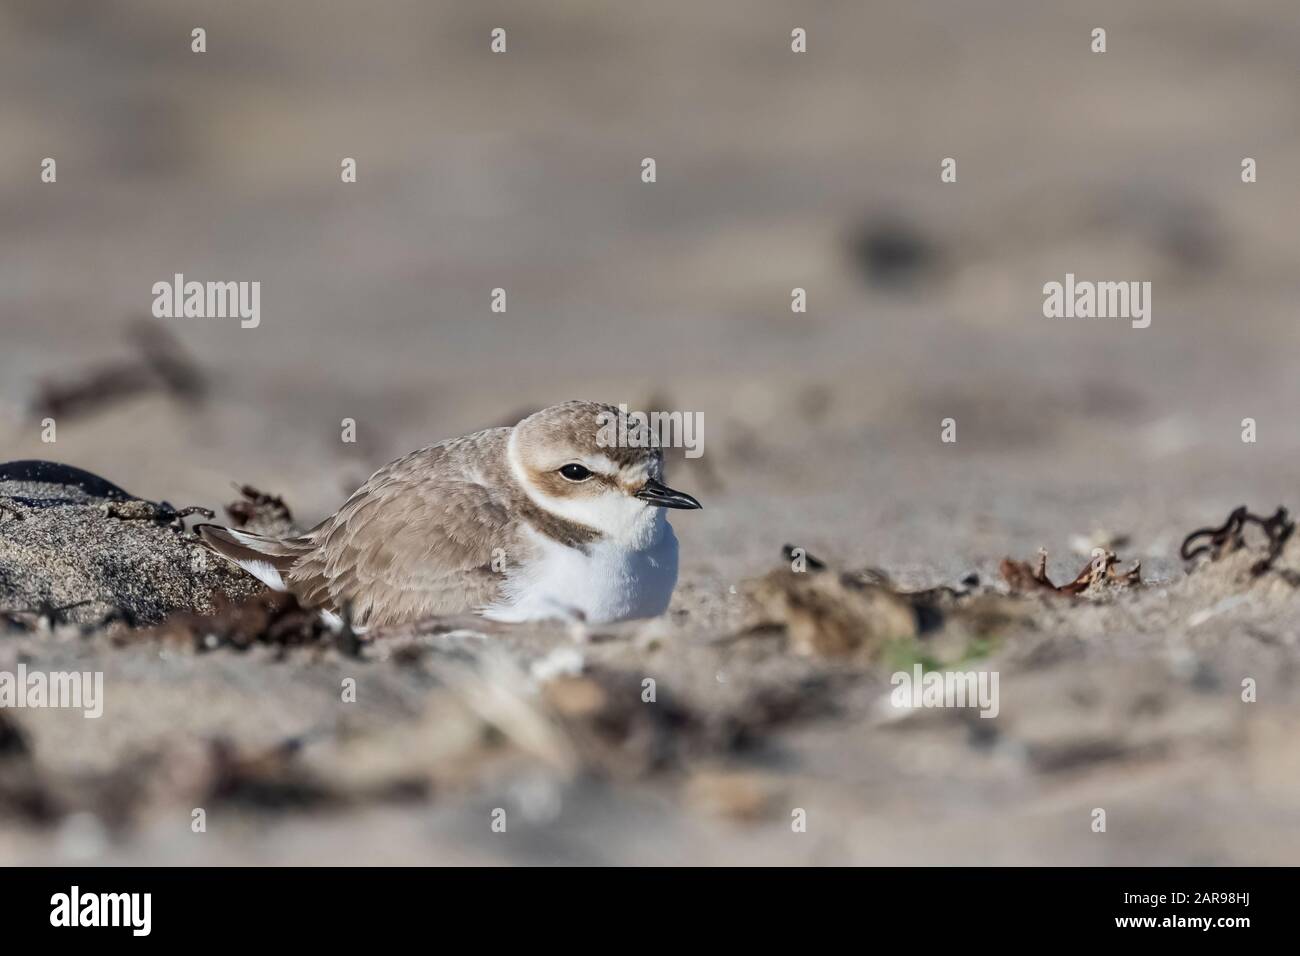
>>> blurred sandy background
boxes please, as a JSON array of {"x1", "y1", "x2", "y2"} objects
[{"x1": 2, "y1": 1, "x2": 1300, "y2": 864}]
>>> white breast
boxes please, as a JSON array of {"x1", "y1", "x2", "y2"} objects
[{"x1": 483, "y1": 513, "x2": 679, "y2": 624}]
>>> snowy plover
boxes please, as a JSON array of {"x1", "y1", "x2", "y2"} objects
[{"x1": 198, "y1": 401, "x2": 701, "y2": 628}]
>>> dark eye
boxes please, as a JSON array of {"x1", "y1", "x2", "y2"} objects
[{"x1": 559, "y1": 463, "x2": 593, "y2": 482}]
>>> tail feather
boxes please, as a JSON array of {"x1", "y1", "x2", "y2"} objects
[{"x1": 197, "y1": 524, "x2": 310, "y2": 592}]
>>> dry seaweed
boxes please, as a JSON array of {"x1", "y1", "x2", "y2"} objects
[
  {"x1": 1180, "y1": 505, "x2": 1294, "y2": 577},
  {"x1": 224, "y1": 484, "x2": 297, "y2": 537},
  {"x1": 103, "y1": 498, "x2": 214, "y2": 529},
  {"x1": 1000, "y1": 548, "x2": 1140, "y2": 595},
  {"x1": 29, "y1": 319, "x2": 205, "y2": 421},
  {"x1": 149, "y1": 590, "x2": 338, "y2": 655}
]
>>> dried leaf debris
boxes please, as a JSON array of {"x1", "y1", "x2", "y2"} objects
[
  {"x1": 1000, "y1": 548, "x2": 1141, "y2": 596},
  {"x1": 224, "y1": 485, "x2": 298, "y2": 537}
]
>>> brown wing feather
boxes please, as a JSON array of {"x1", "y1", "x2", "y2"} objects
[{"x1": 286, "y1": 440, "x2": 518, "y2": 627}]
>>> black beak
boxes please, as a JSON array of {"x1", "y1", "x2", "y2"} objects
[{"x1": 635, "y1": 477, "x2": 701, "y2": 510}]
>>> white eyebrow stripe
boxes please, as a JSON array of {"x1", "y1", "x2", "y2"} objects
[{"x1": 581, "y1": 453, "x2": 619, "y2": 475}]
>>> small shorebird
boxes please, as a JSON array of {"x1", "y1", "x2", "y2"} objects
[{"x1": 198, "y1": 401, "x2": 701, "y2": 628}]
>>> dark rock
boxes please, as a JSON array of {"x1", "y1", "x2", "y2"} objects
[{"x1": 0, "y1": 460, "x2": 261, "y2": 628}]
